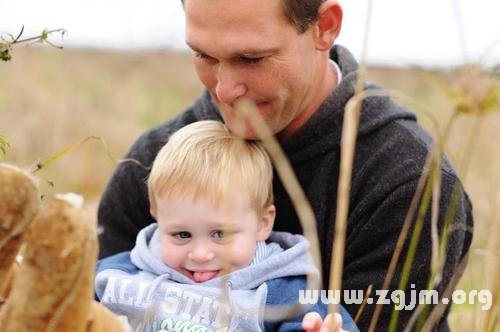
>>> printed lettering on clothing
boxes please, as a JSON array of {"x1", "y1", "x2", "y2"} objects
[{"x1": 101, "y1": 276, "x2": 240, "y2": 331}]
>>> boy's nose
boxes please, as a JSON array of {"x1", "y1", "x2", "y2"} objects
[{"x1": 188, "y1": 246, "x2": 215, "y2": 263}]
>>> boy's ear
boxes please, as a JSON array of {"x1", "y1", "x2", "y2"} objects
[
  {"x1": 257, "y1": 204, "x2": 276, "y2": 241},
  {"x1": 314, "y1": 0, "x2": 343, "y2": 51}
]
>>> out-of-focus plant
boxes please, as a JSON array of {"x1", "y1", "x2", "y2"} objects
[
  {"x1": 0, "y1": 135, "x2": 9, "y2": 158},
  {"x1": 0, "y1": 26, "x2": 66, "y2": 62},
  {"x1": 391, "y1": 64, "x2": 499, "y2": 332}
]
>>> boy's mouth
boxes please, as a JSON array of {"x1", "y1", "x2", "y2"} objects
[{"x1": 187, "y1": 270, "x2": 219, "y2": 282}]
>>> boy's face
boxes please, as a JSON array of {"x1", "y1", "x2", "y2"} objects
[{"x1": 155, "y1": 192, "x2": 275, "y2": 282}]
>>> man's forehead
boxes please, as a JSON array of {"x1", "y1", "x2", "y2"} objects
[
  {"x1": 184, "y1": 0, "x2": 288, "y2": 30},
  {"x1": 182, "y1": 0, "x2": 283, "y2": 9},
  {"x1": 184, "y1": 0, "x2": 294, "y2": 57}
]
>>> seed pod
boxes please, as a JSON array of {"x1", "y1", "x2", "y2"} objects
[
  {"x1": 0, "y1": 194, "x2": 97, "y2": 331},
  {"x1": 86, "y1": 301, "x2": 131, "y2": 332},
  {"x1": 0, "y1": 163, "x2": 40, "y2": 300}
]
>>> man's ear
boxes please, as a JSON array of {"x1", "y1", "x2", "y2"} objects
[
  {"x1": 314, "y1": 0, "x2": 343, "y2": 51},
  {"x1": 257, "y1": 204, "x2": 276, "y2": 241}
]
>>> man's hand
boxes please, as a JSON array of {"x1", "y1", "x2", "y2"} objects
[{"x1": 302, "y1": 312, "x2": 344, "y2": 332}]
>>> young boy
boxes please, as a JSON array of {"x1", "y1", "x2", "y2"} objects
[{"x1": 95, "y1": 121, "x2": 358, "y2": 332}]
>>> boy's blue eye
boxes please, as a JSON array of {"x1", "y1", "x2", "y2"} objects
[
  {"x1": 212, "y1": 230, "x2": 224, "y2": 239},
  {"x1": 175, "y1": 231, "x2": 191, "y2": 239}
]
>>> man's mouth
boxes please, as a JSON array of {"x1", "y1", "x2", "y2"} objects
[{"x1": 186, "y1": 270, "x2": 219, "y2": 282}]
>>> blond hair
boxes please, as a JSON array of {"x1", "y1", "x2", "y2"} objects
[{"x1": 148, "y1": 121, "x2": 273, "y2": 217}]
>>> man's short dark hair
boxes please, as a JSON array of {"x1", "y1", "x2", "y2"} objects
[
  {"x1": 181, "y1": 0, "x2": 325, "y2": 33},
  {"x1": 282, "y1": 0, "x2": 325, "y2": 33}
]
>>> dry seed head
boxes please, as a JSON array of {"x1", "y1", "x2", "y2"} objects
[
  {"x1": 0, "y1": 163, "x2": 40, "y2": 224},
  {"x1": 452, "y1": 65, "x2": 499, "y2": 115},
  {"x1": 0, "y1": 196, "x2": 98, "y2": 331},
  {"x1": 0, "y1": 162, "x2": 40, "y2": 257},
  {"x1": 55, "y1": 192, "x2": 84, "y2": 209}
]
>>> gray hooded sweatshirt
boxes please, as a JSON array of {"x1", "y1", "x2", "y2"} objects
[{"x1": 95, "y1": 225, "x2": 358, "y2": 331}]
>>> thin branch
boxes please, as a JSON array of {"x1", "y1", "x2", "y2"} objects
[{"x1": 0, "y1": 27, "x2": 66, "y2": 61}]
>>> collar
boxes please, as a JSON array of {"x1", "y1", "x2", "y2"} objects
[{"x1": 329, "y1": 59, "x2": 343, "y2": 85}]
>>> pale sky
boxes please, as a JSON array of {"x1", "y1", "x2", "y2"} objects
[{"x1": 0, "y1": 0, "x2": 498, "y2": 67}]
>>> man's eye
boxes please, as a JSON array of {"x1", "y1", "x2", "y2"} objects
[
  {"x1": 212, "y1": 230, "x2": 224, "y2": 239},
  {"x1": 195, "y1": 52, "x2": 208, "y2": 59},
  {"x1": 194, "y1": 52, "x2": 216, "y2": 62},
  {"x1": 239, "y1": 56, "x2": 264, "y2": 64},
  {"x1": 175, "y1": 231, "x2": 191, "y2": 239}
]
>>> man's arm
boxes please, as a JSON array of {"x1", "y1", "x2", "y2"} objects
[{"x1": 98, "y1": 151, "x2": 152, "y2": 259}]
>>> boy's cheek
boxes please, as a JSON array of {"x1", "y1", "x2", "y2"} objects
[{"x1": 161, "y1": 244, "x2": 184, "y2": 268}]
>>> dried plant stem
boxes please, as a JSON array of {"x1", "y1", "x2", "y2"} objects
[
  {"x1": 354, "y1": 284, "x2": 373, "y2": 324},
  {"x1": 2, "y1": 28, "x2": 66, "y2": 46},
  {"x1": 367, "y1": 151, "x2": 431, "y2": 331},
  {"x1": 328, "y1": 1, "x2": 374, "y2": 325},
  {"x1": 388, "y1": 163, "x2": 436, "y2": 332},
  {"x1": 31, "y1": 135, "x2": 146, "y2": 174},
  {"x1": 457, "y1": 111, "x2": 484, "y2": 183},
  {"x1": 430, "y1": 110, "x2": 483, "y2": 287},
  {"x1": 1, "y1": 27, "x2": 66, "y2": 61},
  {"x1": 368, "y1": 110, "x2": 459, "y2": 331},
  {"x1": 404, "y1": 110, "x2": 485, "y2": 330},
  {"x1": 451, "y1": 0, "x2": 469, "y2": 64},
  {"x1": 483, "y1": 177, "x2": 500, "y2": 331},
  {"x1": 328, "y1": 92, "x2": 362, "y2": 317},
  {"x1": 485, "y1": 272, "x2": 499, "y2": 332},
  {"x1": 235, "y1": 100, "x2": 322, "y2": 320},
  {"x1": 419, "y1": 255, "x2": 469, "y2": 331},
  {"x1": 429, "y1": 113, "x2": 458, "y2": 280},
  {"x1": 392, "y1": 118, "x2": 462, "y2": 331},
  {"x1": 430, "y1": 154, "x2": 442, "y2": 276}
]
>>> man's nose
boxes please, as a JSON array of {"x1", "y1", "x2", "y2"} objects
[
  {"x1": 188, "y1": 243, "x2": 215, "y2": 263},
  {"x1": 215, "y1": 65, "x2": 247, "y2": 105}
]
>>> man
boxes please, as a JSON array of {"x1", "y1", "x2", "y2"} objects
[{"x1": 98, "y1": 0, "x2": 473, "y2": 330}]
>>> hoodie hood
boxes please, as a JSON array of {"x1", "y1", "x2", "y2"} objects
[
  {"x1": 279, "y1": 45, "x2": 416, "y2": 163},
  {"x1": 97, "y1": 225, "x2": 326, "y2": 332},
  {"x1": 130, "y1": 224, "x2": 319, "y2": 290}
]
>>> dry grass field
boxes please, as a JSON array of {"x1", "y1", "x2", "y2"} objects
[{"x1": 1, "y1": 47, "x2": 498, "y2": 330}]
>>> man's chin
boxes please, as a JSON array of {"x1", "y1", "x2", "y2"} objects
[
  {"x1": 225, "y1": 120, "x2": 275, "y2": 140},
  {"x1": 218, "y1": 103, "x2": 276, "y2": 139}
]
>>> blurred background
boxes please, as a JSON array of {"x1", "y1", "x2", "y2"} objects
[
  {"x1": 0, "y1": 0, "x2": 499, "y2": 66},
  {"x1": 1, "y1": 0, "x2": 499, "y2": 330}
]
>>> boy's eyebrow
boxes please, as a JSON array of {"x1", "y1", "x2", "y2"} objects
[
  {"x1": 186, "y1": 41, "x2": 279, "y2": 57},
  {"x1": 160, "y1": 223, "x2": 186, "y2": 230}
]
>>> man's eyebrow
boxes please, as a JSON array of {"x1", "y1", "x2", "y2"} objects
[
  {"x1": 186, "y1": 42, "x2": 278, "y2": 57},
  {"x1": 236, "y1": 48, "x2": 279, "y2": 57}
]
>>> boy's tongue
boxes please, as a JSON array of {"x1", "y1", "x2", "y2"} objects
[{"x1": 192, "y1": 271, "x2": 218, "y2": 282}]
